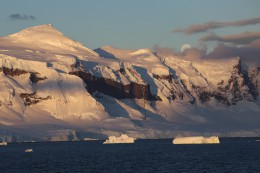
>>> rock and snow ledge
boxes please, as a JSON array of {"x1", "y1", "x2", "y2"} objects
[
  {"x1": 103, "y1": 134, "x2": 135, "y2": 144},
  {"x1": 172, "y1": 136, "x2": 220, "y2": 144}
]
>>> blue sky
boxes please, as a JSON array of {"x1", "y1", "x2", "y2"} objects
[{"x1": 1, "y1": 0, "x2": 260, "y2": 51}]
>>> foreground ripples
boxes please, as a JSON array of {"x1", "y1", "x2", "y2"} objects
[{"x1": 1, "y1": 138, "x2": 260, "y2": 173}]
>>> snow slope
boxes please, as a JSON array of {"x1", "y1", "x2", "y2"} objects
[
  {"x1": 0, "y1": 25, "x2": 109, "y2": 140},
  {"x1": 0, "y1": 24, "x2": 259, "y2": 141},
  {"x1": 2, "y1": 24, "x2": 98, "y2": 57}
]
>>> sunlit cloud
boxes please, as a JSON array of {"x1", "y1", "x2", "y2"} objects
[
  {"x1": 153, "y1": 44, "x2": 206, "y2": 62},
  {"x1": 207, "y1": 42, "x2": 260, "y2": 66},
  {"x1": 153, "y1": 44, "x2": 178, "y2": 57},
  {"x1": 154, "y1": 40, "x2": 260, "y2": 66},
  {"x1": 200, "y1": 31, "x2": 260, "y2": 45},
  {"x1": 173, "y1": 17, "x2": 260, "y2": 35}
]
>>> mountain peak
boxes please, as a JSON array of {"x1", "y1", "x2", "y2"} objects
[
  {"x1": 2, "y1": 24, "x2": 98, "y2": 57},
  {"x1": 9, "y1": 24, "x2": 63, "y2": 37}
]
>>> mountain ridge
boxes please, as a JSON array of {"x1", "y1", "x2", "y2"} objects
[{"x1": 0, "y1": 25, "x2": 259, "y2": 141}]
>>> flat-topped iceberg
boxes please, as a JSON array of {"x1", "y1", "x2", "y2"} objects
[
  {"x1": 103, "y1": 134, "x2": 135, "y2": 144},
  {"x1": 172, "y1": 136, "x2": 220, "y2": 144},
  {"x1": 0, "y1": 142, "x2": 7, "y2": 146}
]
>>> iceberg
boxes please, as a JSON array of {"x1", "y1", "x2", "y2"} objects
[
  {"x1": 83, "y1": 138, "x2": 99, "y2": 141},
  {"x1": 25, "y1": 148, "x2": 33, "y2": 152},
  {"x1": 0, "y1": 142, "x2": 7, "y2": 146},
  {"x1": 172, "y1": 136, "x2": 220, "y2": 144},
  {"x1": 103, "y1": 134, "x2": 135, "y2": 144}
]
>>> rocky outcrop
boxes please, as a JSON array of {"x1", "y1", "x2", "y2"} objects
[
  {"x1": 0, "y1": 67, "x2": 49, "y2": 106},
  {"x1": 0, "y1": 67, "x2": 47, "y2": 83},
  {"x1": 0, "y1": 67, "x2": 28, "y2": 76},
  {"x1": 248, "y1": 67, "x2": 260, "y2": 96},
  {"x1": 192, "y1": 84, "x2": 230, "y2": 105},
  {"x1": 225, "y1": 61, "x2": 256, "y2": 104},
  {"x1": 69, "y1": 70, "x2": 155, "y2": 100},
  {"x1": 192, "y1": 60, "x2": 257, "y2": 105},
  {"x1": 153, "y1": 74, "x2": 188, "y2": 101},
  {"x1": 1, "y1": 60, "x2": 258, "y2": 108},
  {"x1": 29, "y1": 72, "x2": 47, "y2": 83},
  {"x1": 20, "y1": 92, "x2": 51, "y2": 106},
  {"x1": 153, "y1": 74, "x2": 174, "y2": 82}
]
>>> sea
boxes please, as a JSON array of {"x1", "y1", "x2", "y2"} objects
[{"x1": 1, "y1": 138, "x2": 260, "y2": 173}]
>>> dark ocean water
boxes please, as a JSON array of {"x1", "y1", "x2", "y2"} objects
[{"x1": 1, "y1": 138, "x2": 260, "y2": 173}]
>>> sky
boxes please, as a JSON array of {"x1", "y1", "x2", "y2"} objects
[{"x1": 0, "y1": 0, "x2": 260, "y2": 56}]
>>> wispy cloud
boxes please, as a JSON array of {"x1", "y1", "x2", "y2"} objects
[
  {"x1": 153, "y1": 44, "x2": 178, "y2": 57},
  {"x1": 200, "y1": 31, "x2": 260, "y2": 45},
  {"x1": 173, "y1": 17, "x2": 260, "y2": 35},
  {"x1": 153, "y1": 44, "x2": 206, "y2": 62},
  {"x1": 207, "y1": 42, "x2": 260, "y2": 66},
  {"x1": 9, "y1": 13, "x2": 36, "y2": 20},
  {"x1": 154, "y1": 40, "x2": 260, "y2": 66}
]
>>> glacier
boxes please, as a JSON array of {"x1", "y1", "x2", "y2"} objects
[{"x1": 0, "y1": 24, "x2": 259, "y2": 142}]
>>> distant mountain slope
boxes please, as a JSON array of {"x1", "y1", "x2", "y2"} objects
[{"x1": 0, "y1": 25, "x2": 259, "y2": 141}]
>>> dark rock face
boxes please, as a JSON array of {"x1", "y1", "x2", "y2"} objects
[
  {"x1": 153, "y1": 74, "x2": 173, "y2": 82},
  {"x1": 248, "y1": 67, "x2": 260, "y2": 96},
  {"x1": 212, "y1": 92, "x2": 230, "y2": 105},
  {"x1": 69, "y1": 71, "x2": 155, "y2": 100},
  {"x1": 192, "y1": 84, "x2": 229, "y2": 105},
  {"x1": 0, "y1": 67, "x2": 47, "y2": 83},
  {"x1": 198, "y1": 90, "x2": 230, "y2": 106},
  {"x1": 226, "y1": 61, "x2": 256, "y2": 104},
  {"x1": 1, "y1": 61, "x2": 258, "y2": 108},
  {"x1": 20, "y1": 92, "x2": 51, "y2": 106},
  {"x1": 153, "y1": 74, "x2": 187, "y2": 101},
  {"x1": 0, "y1": 67, "x2": 49, "y2": 106},
  {"x1": 217, "y1": 80, "x2": 224, "y2": 86},
  {"x1": 193, "y1": 60, "x2": 256, "y2": 105},
  {"x1": 0, "y1": 67, "x2": 28, "y2": 76},
  {"x1": 30, "y1": 72, "x2": 47, "y2": 83}
]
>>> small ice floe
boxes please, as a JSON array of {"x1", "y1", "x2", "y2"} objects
[
  {"x1": 25, "y1": 148, "x2": 33, "y2": 152},
  {"x1": 172, "y1": 136, "x2": 220, "y2": 144},
  {"x1": 0, "y1": 142, "x2": 8, "y2": 146},
  {"x1": 103, "y1": 134, "x2": 135, "y2": 144},
  {"x1": 84, "y1": 138, "x2": 99, "y2": 141},
  {"x1": 256, "y1": 140, "x2": 260, "y2": 142}
]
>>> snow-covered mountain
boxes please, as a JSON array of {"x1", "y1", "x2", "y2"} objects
[{"x1": 0, "y1": 25, "x2": 259, "y2": 141}]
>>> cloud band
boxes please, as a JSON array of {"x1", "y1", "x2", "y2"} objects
[
  {"x1": 9, "y1": 13, "x2": 36, "y2": 20},
  {"x1": 200, "y1": 31, "x2": 260, "y2": 45},
  {"x1": 174, "y1": 17, "x2": 260, "y2": 35}
]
